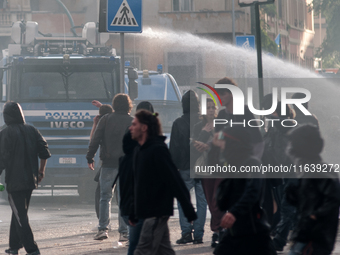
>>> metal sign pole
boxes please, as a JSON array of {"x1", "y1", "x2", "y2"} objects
[
  {"x1": 254, "y1": 2, "x2": 264, "y2": 110},
  {"x1": 232, "y1": 0, "x2": 235, "y2": 45},
  {"x1": 120, "y1": 33, "x2": 125, "y2": 93},
  {"x1": 238, "y1": 0, "x2": 275, "y2": 110}
]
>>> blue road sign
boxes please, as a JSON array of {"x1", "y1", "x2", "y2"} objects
[
  {"x1": 236, "y1": 35, "x2": 255, "y2": 50},
  {"x1": 107, "y1": 0, "x2": 142, "y2": 33}
]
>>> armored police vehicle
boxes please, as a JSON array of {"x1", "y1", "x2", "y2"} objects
[
  {"x1": 0, "y1": 21, "x2": 139, "y2": 197},
  {"x1": 0, "y1": 21, "x2": 182, "y2": 198}
]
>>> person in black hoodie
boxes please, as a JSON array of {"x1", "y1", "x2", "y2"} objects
[
  {"x1": 214, "y1": 126, "x2": 276, "y2": 255},
  {"x1": 262, "y1": 102, "x2": 297, "y2": 251},
  {"x1": 285, "y1": 125, "x2": 340, "y2": 255},
  {"x1": 0, "y1": 102, "x2": 51, "y2": 255},
  {"x1": 129, "y1": 109, "x2": 197, "y2": 255},
  {"x1": 119, "y1": 101, "x2": 154, "y2": 255},
  {"x1": 169, "y1": 90, "x2": 207, "y2": 244}
]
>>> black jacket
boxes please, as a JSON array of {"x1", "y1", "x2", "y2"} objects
[
  {"x1": 132, "y1": 136, "x2": 197, "y2": 221},
  {"x1": 119, "y1": 130, "x2": 138, "y2": 216},
  {"x1": 215, "y1": 106, "x2": 264, "y2": 159},
  {"x1": 262, "y1": 116, "x2": 294, "y2": 168},
  {"x1": 218, "y1": 157, "x2": 270, "y2": 237},
  {"x1": 0, "y1": 102, "x2": 51, "y2": 192},
  {"x1": 169, "y1": 113, "x2": 200, "y2": 170},
  {"x1": 86, "y1": 111, "x2": 133, "y2": 168},
  {"x1": 286, "y1": 161, "x2": 340, "y2": 253},
  {"x1": 294, "y1": 109, "x2": 319, "y2": 128}
]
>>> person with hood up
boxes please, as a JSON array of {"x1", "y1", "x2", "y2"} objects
[
  {"x1": 261, "y1": 102, "x2": 297, "y2": 251},
  {"x1": 169, "y1": 90, "x2": 207, "y2": 245},
  {"x1": 86, "y1": 94, "x2": 132, "y2": 241},
  {"x1": 0, "y1": 101, "x2": 51, "y2": 255},
  {"x1": 213, "y1": 126, "x2": 276, "y2": 255},
  {"x1": 285, "y1": 124, "x2": 340, "y2": 255}
]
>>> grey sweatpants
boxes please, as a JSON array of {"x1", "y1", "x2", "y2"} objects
[{"x1": 134, "y1": 216, "x2": 175, "y2": 255}]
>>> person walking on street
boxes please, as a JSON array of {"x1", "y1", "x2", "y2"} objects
[
  {"x1": 0, "y1": 102, "x2": 51, "y2": 255},
  {"x1": 213, "y1": 126, "x2": 276, "y2": 255},
  {"x1": 119, "y1": 101, "x2": 154, "y2": 255},
  {"x1": 129, "y1": 109, "x2": 197, "y2": 255},
  {"x1": 89, "y1": 102, "x2": 113, "y2": 219},
  {"x1": 169, "y1": 90, "x2": 207, "y2": 245},
  {"x1": 86, "y1": 94, "x2": 132, "y2": 241},
  {"x1": 263, "y1": 103, "x2": 297, "y2": 251},
  {"x1": 192, "y1": 98, "x2": 224, "y2": 247},
  {"x1": 285, "y1": 124, "x2": 340, "y2": 255}
]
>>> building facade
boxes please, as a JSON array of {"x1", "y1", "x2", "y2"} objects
[{"x1": 0, "y1": 0, "x2": 315, "y2": 83}]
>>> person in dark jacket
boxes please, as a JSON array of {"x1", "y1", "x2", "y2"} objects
[
  {"x1": 129, "y1": 109, "x2": 197, "y2": 255},
  {"x1": 119, "y1": 101, "x2": 154, "y2": 255},
  {"x1": 0, "y1": 102, "x2": 51, "y2": 255},
  {"x1": 86, "y1": 93, "x2": 132, "y2": 240},
  {"x1": 214, "y1": 77, "x2": 264, "y2": 159},
  {"x1": 213, "y1": 126, "x2": 276, "y2": 255},
  {"x1": 192, "y1": 98, "x2": 225, "y2": 247},
  {"x1": 169, "y1": 90, "x2": 207, "y2": 244},
  {"x1": 285, "y1": 125, "x2": 340, "y2": 255},
  {"x1": 262, "y1": 103, "x2": 297, "y2": 251}
]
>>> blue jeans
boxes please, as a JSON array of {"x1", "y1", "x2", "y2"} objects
[
  {"x1": 99, "y1": 167, "x2": 127, "y2": 234},
  {"x1": 177, "y1": 169, "x2": 207, "y2": 240},
  {"x1": 289, "y1": 242, "x2": 330, "y2": 255},
  {"x1": 128, "y1": 219, "x2": 144, "y2": 255},
  {"x1": 274, "y1": 181, "x2": 297, "y2": 248}
]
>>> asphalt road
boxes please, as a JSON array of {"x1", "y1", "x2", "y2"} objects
[{"x1": 1, "y1": 190, "x2": 340, "y2": 255}]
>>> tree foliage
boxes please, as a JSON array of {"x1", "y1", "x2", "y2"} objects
[
  {"x1": 260, "y1": 4, "x2": 278, "y2": 55},
  {"x1": 312, "y1": 0, "x2": 340, "y2": 67},
  {"x1": 261, "y1": 28, "x2": 278, "y2": 55}
]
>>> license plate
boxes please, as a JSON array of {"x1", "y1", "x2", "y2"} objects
[{"x1": 59, "y1": 157, "x2": 76, "y2": 164}]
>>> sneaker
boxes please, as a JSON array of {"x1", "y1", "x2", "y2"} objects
[
  {"x1": 125, "y1": 240, "x2": 130, "y2": 246},
  {"x1": 5, "y1": 249, "x2": 19, "y2": 255},
  {"x1": 193, "y1": 238, "x2": 203, "y2": 244},
  {"x1": 176, "y1": 233, "x2": 193, "y2": 244},
  {"x1": 211, "y1": 233, "x2": 219, "y2": 248},
  {"x1": 94, "y1": 230, "x2": 108, "y2": 240},
  {"x1": 119, "y1": 233, "x2": 128, "y2": 242}
]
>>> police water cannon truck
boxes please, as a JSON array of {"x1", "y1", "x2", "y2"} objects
[{"x1": 0, "y1": 21, "x2": 138, "y2": 198}]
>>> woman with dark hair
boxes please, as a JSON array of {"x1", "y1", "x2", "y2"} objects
[{"x1": 192, "y1": 98, "x2": 224, "y2": 247}]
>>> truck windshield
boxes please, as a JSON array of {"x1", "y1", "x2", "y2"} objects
[{"x1": 13, "y1": 71, "x2": 114, "y2": 102}]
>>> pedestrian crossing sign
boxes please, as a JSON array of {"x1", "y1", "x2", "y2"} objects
[{"x1": 107, "y1": 0, "x2": 142, "y2": 33}]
